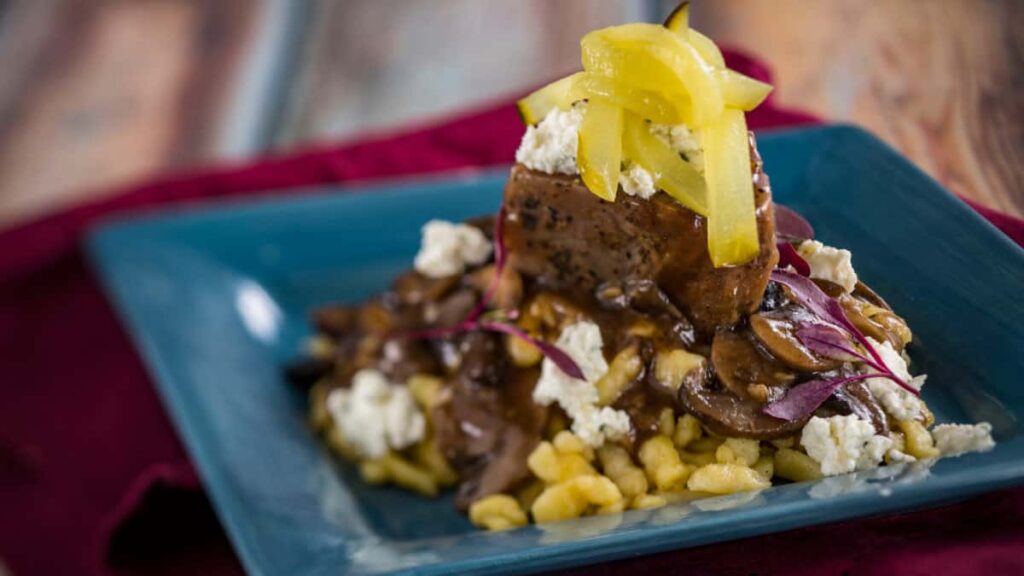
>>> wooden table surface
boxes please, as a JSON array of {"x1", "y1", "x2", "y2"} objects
[{"x1": 0, "y1": 0, "x2": 1019, "y2": 230}]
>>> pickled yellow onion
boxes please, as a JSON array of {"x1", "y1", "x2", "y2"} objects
[
  {"x1": 584, "y1": 24, "x2": 723, "y2": 126},
  {"x1": 718, "y1": 69, "x2": 773, "y2": 111},
  {"x1": 704, "y1": 109, "x2": 759, "y2": 266},
  {"x1": 577, "y1": 99, "x2": 623, "y2": 202},
  {"x1": 686, "y1": 29, "x2": 725, "y2": 69},
  {"x1": 663, "y1": 4, "x2": 726, "y2": 69},
  {"x1": 516, "y1": 73, "x2": 582, "y2": 126},
  {"x1": 569, "y1": 73, "x2": 686, "y2": 125},
  {"x1": 622, "y1": 114, "x2": 707, "y2": 215}
]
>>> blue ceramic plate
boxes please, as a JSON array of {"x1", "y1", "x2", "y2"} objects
[{"x1": 87, "y1": 125, "x2": 1024, "y2": 576}]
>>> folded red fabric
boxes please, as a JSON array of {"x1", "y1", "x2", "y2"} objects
[{"x1": 0, "y1": 49, "x2": 1019, "y2": 576}]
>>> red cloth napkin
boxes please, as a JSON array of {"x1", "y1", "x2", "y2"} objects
[{"x1": 0, "y1": 50, "x2": 1021, "y2": 576}]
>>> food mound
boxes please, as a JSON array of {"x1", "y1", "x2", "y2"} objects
[{"x1": 286, "y1": 5, "x2": 994, "y2": 531}]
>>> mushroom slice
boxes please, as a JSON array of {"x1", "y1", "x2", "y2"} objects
[
  {"x1": 749, "y1": 307, "x2": 842, "y2": 373},
  {"x1": 710, "y1": 329, "x2": 795, "y2": 400},
  {"x1": 677, "y1": 365, "x2": 807, "y2": 440},
  {"x1": 852, "y1": 281, "x2": 892, "y2": 310},
  {"x1": 840, "y1": 295, "x2": 912, "y2": 351},
  {"x1": 596, "y1": 278, "x2": 683, "y2": 318},
  {"x1": 821, "y1": 380, "x2": 889, "y2": 436}
]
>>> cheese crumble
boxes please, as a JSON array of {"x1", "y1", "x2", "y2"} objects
[
  {"x1": 414, "y1": 220, "x2": 492, "y2": 279},
  {"x1": 532, "y1": 321, "x2": 632, "y2": 447},
  {"x1": 649, "y1": 123, "x2": 703, "y2": 172},
  {"x1": 932, "y1": 422, "x2": 996, "y2": 456},
  {"x1": 862, "y1": 338, "x2": 924, "y2": 422},
  {"x1": 620, "y1": 162, "x2": 658, "y2": 199},
  {"x1": 798, "y1": 240, "x2": 859, "y2": 293},
  {"x1": 515, "y1": 106, "x2": 585, "y2": 175},
  {"x1": 515, "y1": 105, "x2": 703, "y2": 199},
  {"x1": 801, "y1": 414, "x2": 892, "y2": 476},
  {"x1": 326, "y1": 369, "x2": 426, "y2": 459}
]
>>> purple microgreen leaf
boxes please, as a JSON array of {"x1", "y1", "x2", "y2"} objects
[
  {"x1": 818, "y1": 298, "x2": 916, "y2": 395},
  {"x1": 477, "y1": 320, "x2": 586, "y2": 380},
  {"x1": 796, "y1": 322, "x2": 915, "y2": 393},
  {"x1": 770, "y1": 270, "x2": 918, "y2": 396},
  {"x1": 795, "y1": 323, "x2": 864, "y2": 363},
  {"x1": 774, "y1": 204, "x2": 815, "y2": 242},
  {"x1": 763, "y1": 373, "x2": 880, "y2": 421},
  {"x1": 769, "y1": 269, "x2": 840, "y2": 325},
  {"x1": 465, "y1": 206, "x2": 508, "y2": 323},
  {"x1": 776, "y1": 241, "x2": 811, "y2": 277}
]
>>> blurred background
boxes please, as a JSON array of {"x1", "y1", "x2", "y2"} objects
[{"x1": 0, "y1": 0, "x2": 1020, "y2": 231}]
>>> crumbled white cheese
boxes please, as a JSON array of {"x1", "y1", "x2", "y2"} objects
[
  {"x1": 533, "y1": 321, "x2": 632, "y2": 447},
  {"x1": 514, "y1": 105, "x2": 704, "y2": 200},
  {"x1": 413, "y1": 220, "x2": 492, "y2": 278},
  {"x1": 620, "y1": 162, "x2": 658, "y2": 199},
  {"x1": 571, "y1": 406, "x2": 634, "y2": 448},
  {"x1": 326, "y1": 368, "x2": 426, "y2": 459},
  {"x1": 649, "y1": 123, "x2": 704, "y2": 172},
  {"x1": 858, "y1": 434, "x2": 894, "y2": 470},
  {"x1": 861, "y1": 338, "x2": 924, "y2": 422},
  {"x1": 931, "y1": 422, "x2": 995, "y2": 456},
  {"x1": 801, "y1": 415, "x2": 892, "y2": 476},
  {"x1": 515, "y1": 106, "x2": 585, "y2": 175},
  {"x1": 798, "y1": 240, "x2": 859, "y2": 293}
]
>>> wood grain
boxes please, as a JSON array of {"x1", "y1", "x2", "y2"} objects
[
  {"x1": 0, "y1": 0, "x2": 1020, "y2": 227},
  {"x1": 275, "y1": 0, "x2": 645, "y2": 147},
  {"x1": 0, "y1": 0, "x2": 262, "y2": 227},
  {"x1": 692, "y1": 0, "x2": 1024, "y2": 217}
]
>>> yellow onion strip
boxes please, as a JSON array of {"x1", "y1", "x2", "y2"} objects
[
  {"x1": 704, "y1": 108, "x2": 759, "y2": 266},
  {"x1": 622, "y1": 114, "x2": 707, "y2": 215},
  {"x1": 685, "y1": 29, "x2": 725, "y2": 69},
  {"x1": 577, "y1": 98, "x2": 623, "y2": 202},
  {"x1": 590, "y1": 24, "x2": 723, "y2": 126},
  {"x1": 718, "y1": 69, "x2": 772, "y2": 111},
  {"x1": 569, "y1": 73, "x2": 687, "y2": 125},
  {"x1": 516, "y1": 73, "x2": 581, "y2": 125}
]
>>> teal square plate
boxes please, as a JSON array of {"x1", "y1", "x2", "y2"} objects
[{"x1": 87, "y1": 125, "x2": 1024, "y2": 575}]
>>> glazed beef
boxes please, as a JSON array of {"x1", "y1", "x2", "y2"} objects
[
  {"x1": 432, "y1": 333, "x2": 548, "y2": 510},
  {"x1": 503, "y1": 134, "x2": 778, "y2": 334}
]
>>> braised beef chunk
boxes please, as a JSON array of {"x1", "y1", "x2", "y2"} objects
[
  {"x1": 503, "y1": 135, "x2": 777, "y2": 334},
  {"x1": 434, "y1": 365, "x2": 547, "y2": 510},
  {"x1": 377, "y1": 339, "x2": 439, "y2": 383},
  {"x1": 456, "y1": 332, "x2": 507, "y2": 389}
]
